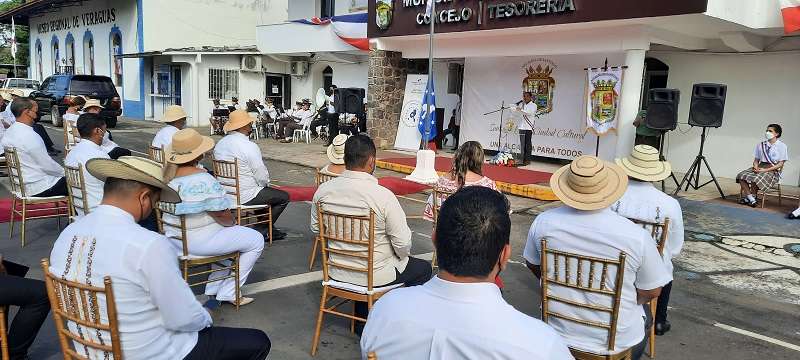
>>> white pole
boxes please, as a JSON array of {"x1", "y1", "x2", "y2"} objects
[{"x1": 422, "y1": 0, "x2": 435, "y2": 150}]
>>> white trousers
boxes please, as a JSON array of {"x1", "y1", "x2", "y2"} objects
[{"x1": 185, "y1": 225, "x2": 264, "y2": 301}]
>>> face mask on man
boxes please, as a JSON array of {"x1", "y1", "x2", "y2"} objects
[{"x1": 765, "y1": 132, "x2": 775, "y2": 141}]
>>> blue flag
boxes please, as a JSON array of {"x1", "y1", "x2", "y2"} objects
[{"x1": 417, "y1": 77, "x2": 437, "y2": 142}]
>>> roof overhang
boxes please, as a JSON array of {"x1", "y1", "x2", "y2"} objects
[{"x1": 0, "y1": 0, "x2": 85, "y2": 25}]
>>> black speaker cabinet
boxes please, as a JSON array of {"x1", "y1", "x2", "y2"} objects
[
  {"x1": 334, "y1": 88, "x2": 366, "y2": 114},
  {"x1": 645, "y1": 88, "x2": 680, "y2": 131},
  {"x1": 688, "y1": 83, "x2": 727, "y2": 128}
]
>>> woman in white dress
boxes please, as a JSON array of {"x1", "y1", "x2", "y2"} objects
[{"x1": 163, "y1": 128, "x2": 265, "y2": 306}]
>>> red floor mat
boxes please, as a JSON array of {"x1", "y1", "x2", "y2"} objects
[
  {"x1": 0, "y1": 198, "x2": 67, "y2": 223},
  {"x1": 379, "y1": 157, "x2": 552, "y2": 185},
  {"x1": 276, "y1": 176, "x2": 431, "y2": 202}
]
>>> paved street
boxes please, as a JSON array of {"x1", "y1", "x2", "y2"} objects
[{"x1": 1, "y1": 120, "x2": 798, "y2": 359}]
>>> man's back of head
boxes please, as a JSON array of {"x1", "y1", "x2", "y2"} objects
[
  {"x1": 344, "y1": 134, "x2": 376, "y2": 172},
  {"x1": 10, "y1": 97, "x2": 34, "y2": 122},
  {"x1": 76, "y1": 113, "x2": 106, "y2": 141}
]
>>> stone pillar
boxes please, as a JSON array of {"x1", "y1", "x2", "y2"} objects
[
  {"x1": 367, "y1": 49, "x2": 407, "y2": 149},
  {"x1": 614, "y1": 48, "x2": 647, "y2": 159}
]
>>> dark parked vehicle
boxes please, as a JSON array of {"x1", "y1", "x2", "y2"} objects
[{"x1": 31, "y1": 74, "x2": 122, "y2": 128}]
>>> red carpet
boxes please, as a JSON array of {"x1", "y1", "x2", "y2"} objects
[
  {"x1": 0, "y1": 198, "x2": 68, "y2": 223},
  {"x1": 276, "y1": 177, "x2": 431, "y2": 202},
  {"x1": 379, "y1": 157, "x2": 552, "y2": 185}
]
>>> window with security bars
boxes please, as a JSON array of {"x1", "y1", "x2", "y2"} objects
[{"x1": 208, "y1": 69, "x2": 240, "y2": 100}]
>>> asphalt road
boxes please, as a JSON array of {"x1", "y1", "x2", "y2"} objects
[{"x1": 1, "y1": 121, "x2": 798, "y2": 360}]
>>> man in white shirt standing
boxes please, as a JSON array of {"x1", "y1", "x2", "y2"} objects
[
  {"x1": 64, "y1": 113, "x2": 111, "y2": 214},
  {"x1": 49, "y1": 156, "x2": 271, "y2": 360},
  {"x1": 516, "y1": 91, "x2": 538, "y2": 165},
  {"x1": 312, "y1": 134, "x2": 432, "y2": 334},
  {"x1": 362, "y1": 187, "x2": 573, "y2": 360},
  {"x1": 612, "y1": 145, "x2": 684, "y2": 336},
  {"x1": 152, "y1": 105, "x2": 187, "y2": 149},
  {"x1": 215, "y1": 110, "x2": 290, "y2": 240},
  {"x1": 523, "y1": 155, "x2": 671, "y2": 360},
  {"x1": 0, "y1": 98, "x2": 67, "y2": 197},
  {"x1": 324, "y1": 85, "x2": 339, "y2": 146}
]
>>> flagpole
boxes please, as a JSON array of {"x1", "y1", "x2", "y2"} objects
[{"x1": 422, "y1": 0, "x2": 435, "y2": 150}]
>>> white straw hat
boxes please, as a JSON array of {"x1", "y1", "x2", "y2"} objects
[
  {"x1": 165, "y1": 128, "x2": 215, "y2": 164},
  {"x1": 160, "y1": 105, "x2": 187, "y2": 123},
  {"x1": 550, "y1": 155, "x2": 629, "y2": 211},
  {"x1": 223, "y1": 110, "x2": 254, "y2": 132},
  {"x1": 615, "y1": 145, "x2": 672, "y2": 182},
  {"x1": 86, "y1": 156, "x2": 180, "y2": 203},
  {"x1": 326, "y1": 134, "x2": 348, "y2": 165}
]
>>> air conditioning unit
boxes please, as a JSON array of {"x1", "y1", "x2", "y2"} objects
[
  {"x1": 241, "y1": 55, "x2": 262, "y2": 72},
  {"x1": 290, "y1": 61, "x2": 308, "y2": 76}
]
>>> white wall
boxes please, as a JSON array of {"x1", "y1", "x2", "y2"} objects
[
  {"x1": 288, "y1": 0, "x2": 318, "y2": 20},
  {"x1": 705, "y1": 0, "x2": 784, "y2": 30},
  {"x1": 651, "y1": 51, "x2": 800, "y2": 185}
]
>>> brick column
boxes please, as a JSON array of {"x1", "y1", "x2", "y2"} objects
[{"x1": 367, "y1": 49, "x2": 407, "y2": 149}]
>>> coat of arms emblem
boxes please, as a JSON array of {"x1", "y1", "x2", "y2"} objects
[
  {"x1": 523, "y1": 61, "x2": 556, "y2": 114},
  {"x1": 376, "y1": 0, "x2": 393, "y2": 30},
  {"x1": 590, "y1": 77, "x2": 619, "y2": 124}
]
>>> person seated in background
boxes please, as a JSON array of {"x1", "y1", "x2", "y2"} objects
[
  {"x1": 0, "y1": 253, "x2": 51, "y2": 360},
  {"x1": 152, "y1": 105, "x2": 187, "y2": 149},
  {"x1": 311, "y1": 134, "x2": 432, "y2": 334},
  {"x1": 524, "y1": 155, "x2": 670, "y2": 360},
  {"x1": 50, "y1": 156, "x2": 271, "y2": 360},
  {"x1": 278, "y1": 100, "x2": 314, "y2": 142},
  {"x1": 361, "y1": 187, "x2": 573, "y2": 359},
  {"x1": 64, "y1": 113, "x2": 111, "y2": 214},
  {"x1": 0, "y1": 93, "x2": 9, "y2": 141},
  {"x1": 231, "y1": 97, "x2": 242, "y2": 110},
  {"x1": 264, "y1": 98, "x2": 278, "y2": 122},
  {"x1": 319, "y1": 134, "x2": 347, "y2": 176},
  {"x1": 1, "y1": 98, "x2": 68, "y2": 197},
  {"x1": 83, "y1": 99, "x2": 132, "y2": 159},
  {"x1": 62, "y1": 95, "x2": 86, "y2": 140},
  {"x1": 4, "y1": 89, "x2": 61, "y2": 155},
  {"x1": 214, "y1": 110, "x2": 290, "y2": 240},
  {"x1": 737, "y1": 124, "x2": 787, "y2": 207},
  {"x1": 612, "y1": 145, "x2": 685, "y2": 336},
  {"x1": 164, "y1": 129, "x2": 265, "y2": 307}
]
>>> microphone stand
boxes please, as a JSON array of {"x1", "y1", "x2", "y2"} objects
[{"x1": 483, "y1": 101, "x2": 513, "y2": 152}]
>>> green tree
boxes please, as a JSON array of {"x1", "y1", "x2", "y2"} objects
[{"x1": 0, "y1": 0, "x2": 28, "y2": 75}]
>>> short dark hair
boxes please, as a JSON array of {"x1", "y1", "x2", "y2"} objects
[
  {"x1": 103, "y1": 177, "x2": 159, "y2": 197},
  {"x1": 344, "y1": 134, "x2": 376, "y2": 169},
  {"x1": 10, "y1": 98, "x2": 34, "y2": 118},
  {"x1": 523, "y1": 91, "x2": 533, "y2": 97},
  {"x1": 768, "y1": 123, "x2": 782, "y2": 138},
  {"x1": 76, "y1": 113, "x2": 106, "y2": 138},
  {"x1": 435, "y1": 186, "x2": 511, "y2": 278}
]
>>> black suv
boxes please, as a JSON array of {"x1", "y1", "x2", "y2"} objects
[{"x1": 31, "y1": 75, "x2": 122, "y2": 128}]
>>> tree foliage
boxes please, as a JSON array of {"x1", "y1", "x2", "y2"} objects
[{"x1": 0, "y1": 0, "x2": 29, "y2": 73}]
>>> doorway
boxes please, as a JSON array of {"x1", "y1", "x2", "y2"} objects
[
  {"x1": 640, "y1": 58, "x2": 669, "y2": 110},
  {"x1": 266, "y1": 74, "x2": 290, "y2": 109}
]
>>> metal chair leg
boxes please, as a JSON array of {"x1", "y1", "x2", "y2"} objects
[
  {"x1": 308, "y1": 237, "x2": 319, "y2": 270},
  {"x1": 20, "y1": 201, "x2": 27, "y2": 247},
  {"x1": 8, "y1": 198, "x2": 15, "y2": 242},
  {"x1": 310, "y1": 287, "x2": 328, "y2": 356}
]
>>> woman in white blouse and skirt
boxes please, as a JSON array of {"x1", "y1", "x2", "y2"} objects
[
  {"x1": 736, "y1": 124, "x2": 788, "y2": 207},
  {"x1": 164, "y1": 128, "x2": 265, "y2": 306}
]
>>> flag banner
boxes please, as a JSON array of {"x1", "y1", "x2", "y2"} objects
[
  {"x1": 425, "y1": 0, "x2": 434, "y2": 17},
  {"x1": 291, "y1": 13, "x2": 369, "y2": 51},
  {"x1": 780, "y1": 0, "x2": 800, "y2": 34},
  {"x1": 418, "y1": 76, "x2": 437, "y2": 142},
  {"x1": 585, "y1": 67, "x2": 623, "y2": 136},
  {"x1": 10, "y1": 17, "x2": 17, "y2": 60}
]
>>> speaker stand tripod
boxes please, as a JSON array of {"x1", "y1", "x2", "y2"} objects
[
  {"x1": 673, "y1": 127, "x2": 725, "y2": 199},
  {"x1": 658, "y1": 131, "x2": 680, "y2": 192}
]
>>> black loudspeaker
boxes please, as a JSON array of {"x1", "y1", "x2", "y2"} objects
[
  {"x1": 688, "y1": 83, "x2": 727, "y2": 128},
  {"x1": 334, "y1": 88, "x2": 366, "y2": 114},
  {"x1": 645, "y1": 88, "x2": 680, "y2": 131}
]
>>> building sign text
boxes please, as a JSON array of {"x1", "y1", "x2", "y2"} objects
[{"x1": 36, "y1": 8, "x2": 117, "y2": 34}]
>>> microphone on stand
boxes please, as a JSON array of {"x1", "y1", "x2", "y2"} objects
[{"x1": 515, "y1": 100, "x2": 524, "y2": 106}]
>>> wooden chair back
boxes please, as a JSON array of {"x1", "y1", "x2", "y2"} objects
[
  {"x1": 212, "y1": 158, "x2": 244, "y2": 206},
  {"x1": 316, "y1": 203, "x2": 377, "y2": 291},
  {"x1": 155, "y1": 202, "x2": 190, "y2": 257},
  {"x1": 431, "y1": 187, "x2": 456, "y2": 224},
  {"x1": 539, "y1": 238, "x2": 627, "y2": 354},
  {"x1": 64, "y1": 120, "x2": 79, "y2": 153},
  {"x1": 629, "y1": 217, "x2": 670, "y2": 256},
  {"x1": 367, "y1": 351, "x2": 378, "y2": 360},
  {"x1": 315, "y1": 169, "x2": 338, "y2": 186},
  {"x1": 65, "y1": 164, "x2": 90, "y2": 217},
  {"x1": 41, "y1": 259, "x2": 123, "y2": 360},
  {"x1": 4, "y1": 147, "x2": 27, "y2": 198},
  {"x1": 0, "y1": 305, "x2": 8, "y2": 360},
  {"x1": 148, "y1": 146, "x2": 166, "y2": 165}
]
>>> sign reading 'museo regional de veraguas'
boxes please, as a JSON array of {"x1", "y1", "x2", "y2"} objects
[{"x1": 368, "y1": 0, "x2": 709, "y2": 37}]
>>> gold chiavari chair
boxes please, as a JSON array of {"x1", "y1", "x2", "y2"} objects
[
  {"x1": 629, "y1": 217, "x2": 671, "y2": 359},
  {"x1": 63, "y1": 119, "x2": 79, "y2": 155},
  {"x1": 4, "y1": 147, "x2": 70, "y2": 247},
  {"x1": 148, "y1": 146, "x2": 166, "y2": 165},
  {"x1": 0, "y1": 305, "x2": 8, "y2": 360},
  {"x1": 41, "y1": 259, "x2": 123, "y2": 360},
  {"x1": 540, "y1": 239, "x2": 632, "y2": 360},
  {"x1": 430, "y1": 187, "x2": 456, "y2": 269},
  {"x1": 315, "y1": 169, "x2": 338, "y2": 186},
  {"x1": 64, "y1": 164, "x2": 90, "y2": 221},
  {"x1": 367, "y1": 351, "x2": 378, "y2": 360},
  {"x1": 308, "y1": 169, "x2": 340, "y2": 270},
  {"x1": 310, "y1": 205, "x2": 402, "y2": 356},
  {"x1": 212, "y1": 158, "x2": 274, "y2": 245},
  {"x1": 155, "y1": 201, "x2": 243, "y2": 310}
]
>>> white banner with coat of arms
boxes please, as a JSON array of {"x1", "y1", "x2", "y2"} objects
[{"x1": 586, "y1": 68, "x2": 624, "y2": 135}]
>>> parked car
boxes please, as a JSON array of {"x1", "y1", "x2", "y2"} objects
[
  {"x1": 31, "y1": 75, "x2": 121, "y2": 128},
  {"x1": 0, "y1": 78, "x2": 41, "y2": 97}
]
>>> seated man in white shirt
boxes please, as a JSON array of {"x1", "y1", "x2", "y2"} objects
[
  {"x1": 612, "y1": 145, "x2": 684, "y2": 336},
  {"x1": 231, "y1": 97, "x2": 242, "y2": 110},
  {"x1": 153, "y1": 105, "x2": 187, "y2": 149},
  {"x1": 64, "y1": 113, "x2": 111, "y2": 214},
  {"x1": 523, "y1": 155, "x2": 671, "y2": 360},
  {"x1": 263, "y1": 98, "x2": 278, "y2": 122},
  {"x1": 278, "y1": 100, "x2": 314, "y2": 142},
  {"x1": 215, "y1": 110, "x2": 290, "y2": 240},
  {"x1": 49, "y1": 156, "x2": 271, "y2": 360},
  {"x1": 0, "y1": 98, "x2": 68, "y2": 197},
  {"x1": 311, "y1": 134, "x2": 432, "y2": 334},
  {"x1": 83, "y1": 99, "x2": 132, "y2": 159},
  {"x1": 361, "y1": 186, "x2": 573, "y2": 360},
  {"x1": 4, "y1": 90, "x2": 61, "y2": 155}
]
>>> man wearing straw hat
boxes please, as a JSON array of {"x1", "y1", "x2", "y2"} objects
[
  {"x1": 612, "y1": 145, "x2": 684, "y2": 336},
  {"x1": 523, "y1": 155, "x2": 671, "y2": 360},
  {"x1": 49, "y1": 156, "x2": 271, "y2": 360},
  {"x1": 215, "y1": 110, "x2": 290, "y2": 240},
  {"x1": 152, "y1": 105, "x2": 187, "y2": 149}
]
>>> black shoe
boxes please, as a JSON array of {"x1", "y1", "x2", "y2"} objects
[
  {"x1": 655, "y1": 321, "x2": 671, "y2": 336},
  {"x1": 271, "y1": 228, "x2": 287, "y2": 241},
  {"x1": 787, "y1": 213, "x2": 800, "y2": 219}
]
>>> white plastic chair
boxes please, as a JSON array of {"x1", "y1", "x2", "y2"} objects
[{"x1": 293, "y1": 123, "x2": 311, "y2": 144}]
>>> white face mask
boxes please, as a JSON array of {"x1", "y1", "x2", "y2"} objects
[{"x1": 765, "y1": 132, "x2": 775, "y2": 141}]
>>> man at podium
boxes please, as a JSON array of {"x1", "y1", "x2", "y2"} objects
[{"x1": 515, "y1": 92, "x2": 538, "y2": 166}]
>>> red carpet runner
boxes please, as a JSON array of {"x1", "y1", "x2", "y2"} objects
[
  {"x1": 275, "y1": 176, "x2": 430, "y2": 202},
  {"x1": 378, "y1": 157, "x2": 552, "y2": 185}
]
